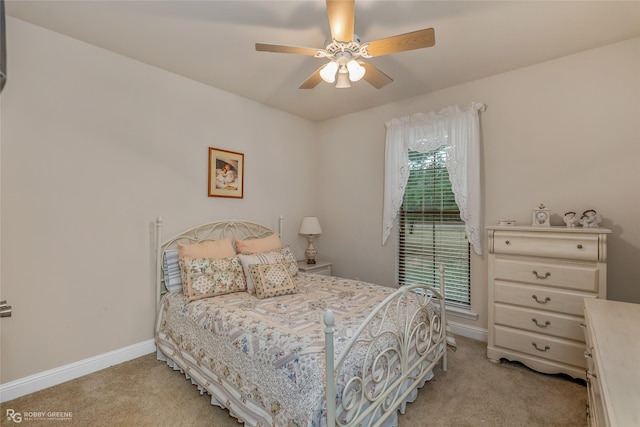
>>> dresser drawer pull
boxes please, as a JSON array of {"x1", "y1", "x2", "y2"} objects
[
  {"x1": 532, "y1": 270, "x2": 551, "y2": 280},
  {"x1": 531, "y1": 294, "x2": 551, "y2": 304},
  {"x1": 505, "y1": 240, "x2": 510, "y2": 245},
  {"x1": 531, "y1": 318, "x2": 550, "y2": 328},
  {"x1": 577, "y1": 244, "x2": 583, "y2": 249},
  {"x1": 532, "y1": 342, "x2": 550, "y2": 352}
]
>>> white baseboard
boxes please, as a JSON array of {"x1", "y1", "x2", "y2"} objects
[
  {"x1": 447, "y1": 320, "x2": 488, "y2": 342},
  {"x1": 0, "y1": 339, "x2": 156, "y2": 403}
]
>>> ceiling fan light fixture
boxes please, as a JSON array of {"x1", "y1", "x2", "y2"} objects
[
  {"x1": 346, "y1": 59, "x2": 365, "y2": 82},
  {"x1": 335, "y1": 66, "x2": 351, "y2": 88},
  {"x1": 319, "y1": 61, "x2": 338, "y2": 83}
]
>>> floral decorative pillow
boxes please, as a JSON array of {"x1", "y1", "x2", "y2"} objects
[
  {"x1": 238, "y1": 246, "x2": 299, "y2": 294},
  {"x1": 179, "y1": 256, "x2": 246, "y2": 301},
  {"x1": 248, "y1": 263, "x2": 297, "y2": 299},
  {"x1": 237, "y1": 251, "x2": 278, "y2": 294},
  {"x1": 270, "y1": 246, "x2": 299, "y2": 277}
]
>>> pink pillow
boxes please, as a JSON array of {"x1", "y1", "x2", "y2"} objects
[
  {"x1": 177, "y1": 238, "x2": 235, "y2": 259},
  {"x1": 235, "y1": 233, "x2": 282, "y2": 254}
]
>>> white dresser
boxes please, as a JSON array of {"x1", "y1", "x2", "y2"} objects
[
  {"x1": 583, "y1": 299, "x2": 640, "y2": 427},
  {"x1": 487, "y1": 225, "x2": 610, "y2": 379}
]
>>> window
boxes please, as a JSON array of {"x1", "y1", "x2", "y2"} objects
[{"x1": 398, "y1": 147, "x2": 470, "y2": 307}]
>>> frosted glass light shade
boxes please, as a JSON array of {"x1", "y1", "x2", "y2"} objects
[
  {"x1": 347, "y1": 60, "x2": 365, "y2": 82},
  {"x1": 319, "y1": 61, "x2": 338, "y2": 83},
  {"x1": 299, "y1": 217, "x2": 322, "y2": 235}
]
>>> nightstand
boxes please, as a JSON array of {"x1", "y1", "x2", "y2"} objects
[{"x1": 297, "y1": 260, "x2": 332, "y2": 276}]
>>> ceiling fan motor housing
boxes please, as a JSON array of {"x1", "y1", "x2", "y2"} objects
[{"x1": 320, "y1": 35, "x2": 370, "y2": 62}]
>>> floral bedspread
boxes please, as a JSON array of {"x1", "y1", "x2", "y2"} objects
[{"x1": 155, "y1": 273, "x2": 442, "y2": 426}]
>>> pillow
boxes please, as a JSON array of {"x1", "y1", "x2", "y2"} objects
[
  {"x1": 177, "y1": 238, "x2": 235, "y2": 259},
  {"x1": 248, "y1": 263, "x2": 297, "y2": 299},
  {"x1": 237, "y1": 251, "x2": 278, "y2": 294},
  {"x1": 235, "y1": 233, "x2": 282, "y2": 254},
  {"x1": 238, "y1": 247, "x2": 299, "y2": 293},
  {"x1": 273, "y1": 246, "x2": 299, "y2": 277},
  {"x1": 162, "y1": 249, "x2": 182, "y2": 292},
  {"x1": 179, "y1": 256, "x2": 246, "y2": 301}
]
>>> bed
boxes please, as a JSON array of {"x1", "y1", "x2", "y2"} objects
[{"x1": 154, "y1": 217, "x2": 453, "y2": 427}]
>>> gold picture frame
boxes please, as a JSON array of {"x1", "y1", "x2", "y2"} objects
[{"x1": 208, "y1": 147, "x2": 244, "y2": 198}]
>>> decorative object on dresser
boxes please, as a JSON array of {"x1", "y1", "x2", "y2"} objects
[
  {"x1": 532, "y1": 203, "x2": 551, "y2": 226},
  {"x1": 296, "y1": 260, "x2": 332, "y2": 276},
  {"x1": 583, "y1": 299, "x2": 640, "y2": 427},
  {"x1": 486, "y1": 225, "x2": 610, "y2": 379},
  {"x1": 299, "y1": 216, "x2": 322, "y2": 264},
  {"x1": 580, "y1": 209, "x2": 603, "y2": 228},
  {"x1": 563, "y1": 211, "x2": 580, "y2": 227}
]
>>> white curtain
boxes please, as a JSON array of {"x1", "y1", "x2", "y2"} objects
[{"x1": 382, "y1": 102, "x2": 485, "y2": 255}]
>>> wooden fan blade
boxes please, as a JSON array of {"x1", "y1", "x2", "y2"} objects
[
  {"x1": 255, "y1": 43, "x2": 320, "y2": 56},
  {"x1": 326, "y1": 0, "x2": 354, "y2": 42},
  {"x1": 365, "y1": 28, "x2": 435, "y2": 57},
  {"x1": 361, "y1": 62, "x2": 393, "y2": 89},
  {"x1": 299, "y1": 67, "x2": 324, "y2": 89}
]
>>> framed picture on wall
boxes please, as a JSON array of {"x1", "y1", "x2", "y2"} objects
[{"x1": 208, "y1": 147, "x2": 244, "y2": 198}]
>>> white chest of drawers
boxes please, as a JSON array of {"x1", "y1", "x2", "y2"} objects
[
  {"x1": 487, "y1": 225, "x2": 610, "y2": 379},
  {"x1": 583, "y1": 299, "x2": 640, "y2": 427}
]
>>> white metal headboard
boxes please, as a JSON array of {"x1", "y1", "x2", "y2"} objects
[{"x1": 154, "y1": 216, "x2": 283, "y2": 308}]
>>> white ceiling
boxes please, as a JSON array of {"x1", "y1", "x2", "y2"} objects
[{"x1": 6, "y1": 1, "x2": 640, "y2": 122}]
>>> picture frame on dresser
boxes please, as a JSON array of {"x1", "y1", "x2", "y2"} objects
[{"x1": 486, "y1": 225, "x2": 611, "y2": 380}]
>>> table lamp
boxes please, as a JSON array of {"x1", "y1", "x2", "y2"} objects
[{"x1": 299, "y1": 217, "x2": 322, "y2": 264}]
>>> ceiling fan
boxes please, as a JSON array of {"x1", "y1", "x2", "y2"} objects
[{"x1": 255, "y1": 0, "x2": 435, "y2": 89}]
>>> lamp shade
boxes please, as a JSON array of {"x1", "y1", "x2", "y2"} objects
[
  {"x1": 346, "y1": 59, "x2": 365, "y2": 82},
  {"x1": 319, "y1": 61, "x2": 338, "y2": 83},
  {"x1": 299, "y1": 217, "x2": 322, "y2": 235}
]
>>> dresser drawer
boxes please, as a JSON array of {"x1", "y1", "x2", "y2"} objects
[
  {"x1": 494, "y1": 325, "x2": 586, "y2": 368},
  {"x1": 494, "y1": 303, "x2": 585, "y2": 341},
  {"x1": 494, "y1": 281, "x2": 597, "y2": 316},
  {"x1": 494, "y1": 258, "x2": 599, "y2": 292},
  {"x1": 493, "y1": 231, "x2": 599, "y2": 261}
]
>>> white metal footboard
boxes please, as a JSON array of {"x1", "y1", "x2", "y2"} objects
[{"x1": 324, "y1": 266, "x2": 448, "y2": 427}]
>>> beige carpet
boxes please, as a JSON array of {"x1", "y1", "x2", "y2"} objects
[{"x1": 1, "y1": 336, "x2": 587, "y2": 426}]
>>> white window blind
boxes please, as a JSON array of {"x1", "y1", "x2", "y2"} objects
[{"x1": 398, "y1": 147, "x2": 470, "y2": 307}]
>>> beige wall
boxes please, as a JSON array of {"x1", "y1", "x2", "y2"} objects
[
  {"x1": 0, "y1": 18, "x2": 318, "y2": 383},
  {"x1": 316, "y1": 37, "x2": 640, "y2": 333},
  {"x1": 2, "y1": 16, "x2": 638, "y2": 387}
]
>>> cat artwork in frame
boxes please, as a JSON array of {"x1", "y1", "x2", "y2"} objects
[{"x1": 208, "y1": 147, "x2": 244, "y2": 198}]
